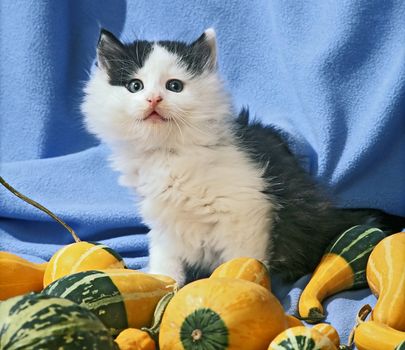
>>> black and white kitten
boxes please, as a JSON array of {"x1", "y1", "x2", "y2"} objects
[{"x1": 82, "y1": 29, "x2": 404, "y2": 285}]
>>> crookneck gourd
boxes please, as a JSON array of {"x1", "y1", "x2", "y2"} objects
[
  {"x1": 366, "y1": 232, "x2": 405, "y2": 331},
  {"x1": 298, "y1": 225, "x2": 385, "y2": 322}
]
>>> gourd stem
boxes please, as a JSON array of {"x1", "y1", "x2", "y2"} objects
[
  {"x1": 0, "y1": 176, "x2": 80, "y2": 243},
  {"x1": 191, "y1": 329, "x2": 203, "y2": 341}
]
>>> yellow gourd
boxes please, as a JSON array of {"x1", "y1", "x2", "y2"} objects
[
  {"x1": 268, "y1": 326, "x2": 337, "y2": 350},
  {"x1": 43, "y1": 241, "x2": 126, "y2": 287},
  {"x1": 366, "y1": 232, "x2": 405, "y2": 331},
  {"x1": 115, "y1": 328, "x2": 156, "y2": 350},
  {"x1": 159, "y1": 278, "x2": 287, "y2": 350},
  {"x1": 0, "y1": 251, "x2": 47, "y2": 300},
  {"x1": 210, "y1": 257, "x2": 271, "y2": 290},
  {"x1": 354, "y1": 321, "x2": 405, "y2": 350}
]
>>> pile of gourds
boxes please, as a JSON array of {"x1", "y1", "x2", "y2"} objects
[{"x1": 0, "y1": 177, "x2": 404, "y2": 349}]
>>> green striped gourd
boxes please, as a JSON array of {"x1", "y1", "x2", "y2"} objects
[
  {"x1": 42, "y1": 269, "x2": 175, "y2": 335},
  {"x1": 268, "y1": 326, "x2": 337, "y2": 350},
  {"x1": 298, "y1": 225, "x2": 385, "y2": 322},
  {"x1": 0, "y1": 293, "x2": 117, "y2": 350},
  {"x1": 43, "y1": 241, "x2": 127, "y2": 287}
]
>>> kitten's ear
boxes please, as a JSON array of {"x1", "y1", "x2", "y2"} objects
[
  {"x1": 193, "y1": 28, "x2": 217, "y2": 71},
  {"x1": 97, "y1": 29, "x2": 125, "y2": 71}
]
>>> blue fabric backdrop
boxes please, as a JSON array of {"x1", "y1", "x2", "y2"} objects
[{"x1": 1, "y1": 0, "x2": 404, "y2": 345}]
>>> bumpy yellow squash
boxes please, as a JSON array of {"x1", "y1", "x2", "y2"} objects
[
  {"x1": 354, "y1": 321, "x2": 405, "y2": 350},
  {"x1": 0, "y1": 252, "x2": 47, "y2": 300},
  {"x1": 210, "y1": 257, "x2": 271, "y2": 290},
  {"x1": 43, "y1": 241, "x2": 127, "y2": 286},
  {"x1": 159, "y1": 278, "x2": 287, "y2": 350},
  {"x1": 268, "y1": 326, "x2": 337, "y2": 350},
  {"x1": 367, "y1": 232, "x2": 405, "y2": 331}
]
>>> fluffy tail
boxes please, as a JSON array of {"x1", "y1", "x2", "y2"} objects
[{"x1": 340, "y1": 208, "x2": 405, "y2": 233}]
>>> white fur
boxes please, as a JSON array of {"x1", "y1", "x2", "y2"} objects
[{"x1": 82, "y1": 35, "x2": 276, "y2": 285}]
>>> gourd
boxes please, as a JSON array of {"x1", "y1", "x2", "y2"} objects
[
  {"x1": 0, "y1": 176, "x2": 127, "y2": 288},
  {"x1": 115, "y1": 328, "x2": 156, "y2": 350},
  {"x1": 312, "y1": 323, "x2": 340, "y2": 348},
  {"x1": 299, "y1": 225, "x2": 385, "y2": 322},
  {"x1": 0, "y1": 293, "x2": 118, "y2": 350},
  {"x1": 285, "y1": 314, "x2": 304, "y2": 328},
  {"x1": 353, "y1": 321, "x2": 405, "y2": 350},
  {"x1": 159, "y1": 278, "x2": 287, "y2": 350},
  {"x1": 43, "y1": 268, "x2": 175, "y2": 335},
  {"x1": 210, "y1": 256, "x2": 271, "y2": 290},
  {"x1": 0, "y1": 251, "x2": 47, "y2": 300},
  {"x1": 268, "y1": 326, "x2": 337, "y2": 350},
  {"x1": 366, "y1": 232, "x2": 405, "y2": 331},
  {"x1": 43, "y1": 241, "x2": 127, "y2": 287}
]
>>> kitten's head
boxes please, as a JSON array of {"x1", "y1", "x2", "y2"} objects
[{"x1": 82, "y1": 29, "x2": 231, "y2": 150}]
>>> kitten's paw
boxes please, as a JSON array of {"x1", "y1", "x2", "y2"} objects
[{"x1": 148, "y1": 267, "x2": 185, "y2": 287}]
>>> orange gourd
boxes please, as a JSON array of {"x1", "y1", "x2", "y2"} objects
[
  {"x1": 115, "y1": 328, "x2": 156, "y2": 350},
  {"x1": 159, "y1": 278, "x2": 286, "y2": 350},
  {"x1": 0, "y1": 251, "x2": 47, "y2": 300},
  {"x1": 210, "y1": 256, "x2": 271, "y2": 290},
  {"x1": 312, "y1": 323, "x2": 340, "y2": 348},
  {"x1": 366, "y1": 232, "x2": 405, "y2": 331},
  {"x1": 285, "y1": 314, "x2": 304, "y2": 328}
]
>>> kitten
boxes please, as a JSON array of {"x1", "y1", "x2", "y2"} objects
[{"x1": 82, "y1": 28, "x2": 404, "y2": 285}]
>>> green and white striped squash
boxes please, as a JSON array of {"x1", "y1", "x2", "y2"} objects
[
  {"x1": 268, "y1": 326, "x2": 337, "y2": 350},
  {"x1": 42, "y1": 269, "x2": 175, "y2": 335},
  {"x1": 0, "y1": 293, "x2": 117, "y2": 350},
  {"x1": 299, "y1": 225, "x2": 385, "y2": 322}
]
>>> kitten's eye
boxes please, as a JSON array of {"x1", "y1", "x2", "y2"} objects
[
  {"x1": 166, "y1": 79, "x2": 184, "y2": 93},
  {"x1": 126, "y1": 79, "x2": 144, "y2": 93}
]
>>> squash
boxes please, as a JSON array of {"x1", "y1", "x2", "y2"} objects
[
  {"x1": 115, "y1": 328, "x2": 156, "y2": 350},
  {"x1": 0, "y1": 251, "x2": 47, "y2": 300},
  {"x1": 159, "y1": 277, "x2": 287, "y2": 350},
  {"x1": 285, "y1": 314, "x2": 304, "y2": 328},
  {"x1": 366, "y1": 232, "x2": 405, "y2": 331},
  {"x1": 298, "y1": 225, "x2": 385, "y2": 322},
  {"x1": 353, "y1": 321, "x2": 405, "y2": 350},
  {"x1": 396, "y1": 342, "x2": 405, "y2": 350},
  {"x1": 210, "y1": 257, "x2": 271, "y2": 290},
  {"x1": 43, "y1": 241, "x2": 127, "y2": 287},
  {"x1": 312, "y1": 323, "x2": 340, "y2": 348},
  {"x1": 268, "y1": 326, "x2": 337, "y2": 350},
  {"x1": 43, "y1": 268, "x2": 175, "y2": 335},
  {"x1": 0, "y1": 292, "x2": 118, "y2": 349}
]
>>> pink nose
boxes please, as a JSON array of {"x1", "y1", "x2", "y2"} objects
[{"x1": 147, "y1": 96, "x2": 163, "y2": 108}]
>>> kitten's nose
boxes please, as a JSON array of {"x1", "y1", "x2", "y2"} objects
[{"x1": 147, "y1": 96, "x2": 163, "y2": 108}]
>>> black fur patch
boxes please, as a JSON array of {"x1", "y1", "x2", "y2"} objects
[
  {"x1": 158, "y1": 33, "x2": 214, "y2": 76},
  {"x1": 97, "y1": 29, "x2": 153, "y2": 86},
  {"x1": 97, "y1": 29, "x2": 214, "y2": 86},
  {"x1": 234, "y1": 109, "x2": 401, "y2": 280}
]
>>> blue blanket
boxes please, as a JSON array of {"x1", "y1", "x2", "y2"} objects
[{"x1": 1, "y1": 0, "x2": 404, "y2": 345}]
